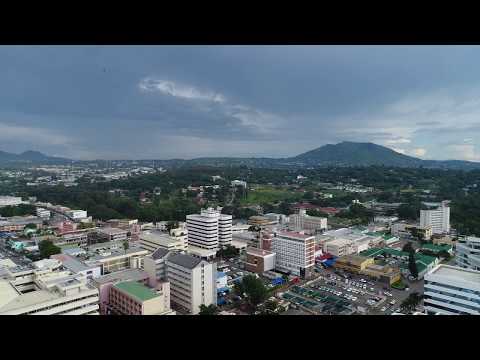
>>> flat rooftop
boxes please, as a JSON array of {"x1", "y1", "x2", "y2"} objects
[
  {"x1": 93, "y1": 269, "x2": 148, "y2": 285},
  {"x1": 428, "y1": 264, "x2": 480, "y2": 285},
  {"x1": 114, "y1": 281, "x2": 159, "y2": 302},
  {"x1": 97, "y1": 227, "x2": 128, "y2": 235},
  {"x1": 277, "y1": 231, "x2": 314, "y2": 240},
  {"x1": 246, "y1": 247, "x2": 274, "y2": 257}
]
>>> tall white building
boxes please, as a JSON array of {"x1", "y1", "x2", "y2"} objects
[
  {"x1": 289, "y1": 209, "x2": 327, "y2": 233},
  {"x1": 424, "y1": 264, "x2": 480, "y2": 315},
  {"x1": 165, "y1": 253, "x2": 216, "y2": 315},
  {"x1": 186, "y1": 207, "x2": 232, "y2": 250},
  {"x1": 420, "y1": 201, "x2": 450, "y2": 235},
  {"x1": 271, "y1": 231, "x2": 315, "y2": 278},
  {"x1": 456, "y1": 236, "x2": 480, "y2": 271}
]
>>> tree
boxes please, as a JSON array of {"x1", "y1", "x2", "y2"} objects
[
  {"x1": 38, "y1": 240, "x2": 61, "y2": 259},
  {"x1": 217, "y1": 245, "x2": 239, "y2": 259},
  {"x1": 241, "y1": 274, "x2": 268, "y2": 308},
  {"x1": 199, "y1": 304, "x2": 219, "y2": 315},
  {"x1": 24, "y1": 223, "x2": 38, "y2": 230},
  {"x1": 123, "y1": 239, "x2": 130, "y2": 254},
  {"x1": 408, "y1": 251, "x2": 419, "y2": 279},
  {"x1": 400, "y1": 292, "x2": 423, "y2": 313}
]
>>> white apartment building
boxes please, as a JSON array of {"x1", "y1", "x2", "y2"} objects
[
  {"x1": 0, "y1": 267, "x2": 99, "y2": 315},
  {"x1": 456, "y1": 236, "x2": 480, "y2": 271},
  {"x1": 271, "y1": 231, "x2": 315, "y2": 278},
  {"x1": 424, "y1": 264, "x2": 480, "y2": 315},
  {"x1": 289, "y1": 209, "x2": 327, "y2": 233},
  {"x1": 140, "y1": 230, "x2": 188, "y2": 253},
  {"x1": 165, "y1": 253, "x2": 216, "y2": 315},
  {"x1": 324, "y1": 237, "x2": 369, "y2": 257},
  {"x1": 186, "y1": 207, "x2": 232, "y2": 250},
  {"x1": 36, "y1": 208, "x2": 51, "y2": 219},
  {"x1": 420, "y1": 201, "x2": 450, "y2": 235},
  {"x1": 0, "y1": 196, "x2": 23, "y2": 207},
  {"x1": 67, "y1": 209, "x2": 88, "y2": 220}
]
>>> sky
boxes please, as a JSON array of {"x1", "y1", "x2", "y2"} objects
[{"x1": 1, "y1": 45, "x2": 480, "y2": 161}]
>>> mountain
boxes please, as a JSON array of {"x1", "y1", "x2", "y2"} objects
[
  {"x1": 2, "y1": 142, "x2": 480, "y2": 170},
  {"x1": 0, "y1": 150, "x2": 70, "y2": 164},
  {"x1": 290, "y1": 141, "x2": 423, "y2": 167}
]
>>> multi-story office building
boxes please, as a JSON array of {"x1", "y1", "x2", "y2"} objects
[
  {"x1": 245, "y1": 247, "x2": 276, "y2": 274},
  {"x1": 186, "y1": 207, "x2": 232, "y2": 250},
  {"x1": 271, "y1": 231, "x2": 315, "y2": 278},
  {"x1": 0, "y1": 268, "x2": 99, "y2": 315},
  {"x1": 143, "y1": 248, "x2": 171, "y2": 288},
  {"x1": 96, "y1": 227, "x2": 128, "y2": 242},
  {"x1": 289, "y1": 209, "x2": 327, "y2": 233},
  {"x1": 424, "y1": 264, "x2": 480, "y2": 315},
  {"x1": 420, "y1": 201, "x2": 450, "y2": 235},
  {"x1": 36, "y1": 208, "x2": 51, "y2": 219},
  {"x1": 456, "y1": 236, "x2": 480, "y2": 271},
  {"x1": 92, "y1": 269, "x2": 150, "y2": 314},
  {"x1": 108, "y1": 280, "x2": 175, "y2": 315},
  {"x1": 84, "y1": 242, "x2": 148, "y2": 275},
  {"x1": 67, "y1": 209, "x2": 88, "y2": 220},
  {"x1": 165, "y1": 253, "x2": 216, "y2": 315},
  {"x1": 139, "y1": 229, "x2": 187, "y2": 253}
]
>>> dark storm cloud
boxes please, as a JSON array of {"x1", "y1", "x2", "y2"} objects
[{"x1": 2, "y1": 45, "x2": 480, "y2": 160}]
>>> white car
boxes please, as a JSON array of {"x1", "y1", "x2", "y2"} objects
[{"x1": 380, "y1": 307, "x2": 387, "y2": 312}]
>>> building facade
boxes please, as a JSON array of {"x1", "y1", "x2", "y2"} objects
[
  {"x1": 289, "y1": 209, "x2": 327, "y2": 233},
  {"x1": 424, "y1": 264, "x2": 480, "y2": 315},
  {"x1": 186, "y1": 207, "x2": 232, "y2": 250},
  {"x1": 244, "y1": 247, "x2": 276, "y2": 274},
  {"x1": 420, "y1": 201, "x2": 450, "y2": 235},
  {"x1": 271, "y1": 231, "x2": 315, "y2": 278},
  {"x1": 456, "y1": 236, "x2": 480, "y2": 271}
]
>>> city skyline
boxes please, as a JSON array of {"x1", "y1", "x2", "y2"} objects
[{"x1": 2, "y1": 46, "x2": 480, "y2": 161}]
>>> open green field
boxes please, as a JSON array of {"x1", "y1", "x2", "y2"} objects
[{"x1": 240, "y1": 186, "x2": 303, "y2": 205}]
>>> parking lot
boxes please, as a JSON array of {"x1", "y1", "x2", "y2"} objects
[{"x1": 303, "y1": 267, "x2": 420, "y2": 314}]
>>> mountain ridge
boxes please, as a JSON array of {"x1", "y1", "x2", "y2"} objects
[{"x1": 1, "y1": 142, "x2": 480, "y2": 170}]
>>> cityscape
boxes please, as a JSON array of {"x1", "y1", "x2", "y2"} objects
[{"x1": 0, "y1": 46, "x2": 480, "y2": 316}]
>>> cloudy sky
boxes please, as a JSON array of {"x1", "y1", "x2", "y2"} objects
[{"x1": 2, "y1": 45, "x2": 480, "y2": 161}]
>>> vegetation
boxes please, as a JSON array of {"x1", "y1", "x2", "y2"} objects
[
  {"x1": 400, "y1": 292, "x2": 423, "y2": 313},
  {"x1": 234, "y1": 275, "x2": 268, "y2": 310},
  {"x1": 38, "y1": 240, "x2": 61, "y2": 259},
  {"x1": 217, "y1": 245, "x2": 239, "y2": 259},
  {"x1": 199, "y1": 304, "x2": 219, "y2": 315},
  {"x1": 0, "y1": 204, "x2": 36, "y2": 217}
]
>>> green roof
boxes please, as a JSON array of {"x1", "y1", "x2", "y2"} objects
[
  {"x1": 421, "y1": 243, "x2": 452, "y2": 252},
  {"x1": 114, "y1": 281, "x2": 159, "y2": 302},
  {"x1": 360, "y1": 247, "x2": 384, "y2": 257}
]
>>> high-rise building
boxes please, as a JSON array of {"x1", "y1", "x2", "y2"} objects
[
  {"x1": 165, "y1": 253, "x2": 216, "y2": 314},
  {"x1": 456, "y1": 236, "x2": 480, "y2": 271},
  {"x1": 271, "y1": 231, "x2": 315, "y2": 278},
  {"x1": 424, "y1": 264, "x2": 480, "y2": 315},
  {"x1": 420, "y1": 201, "x2": 450, "y2": 235},
  {"x1": 186, "y1": 207, "x2": 232, "y2": 250}
]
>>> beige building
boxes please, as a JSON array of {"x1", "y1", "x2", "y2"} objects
[
  {"x1": 0, "y1": 263, "x2": 99, "y2": 315},
  {"x1": 84, "y1": 243, "x2": 148, "y2": 275},
  {"x1": 289, "y1": 209, "x2": 327, "y2": 233},
  {"x1": 334, "y1": 255, "x2": 374, "y2": 273},
  {"x1": 108, "y1": 280, "x2": 175, "y2": 315},
  {"x1": 139, "y1": 229, "x2": 187, "y2": 253},
  {"x1": 245, "y1": 247, "x2": 276, "y2": 274}
]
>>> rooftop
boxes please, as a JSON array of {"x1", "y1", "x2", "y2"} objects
[
  {"x1": 151, "y1": 247, "x2": 170, "y2": 260},
  {"x1": 428, "y1": 264, "x2": 480, "y2": 285},
  {"x1": 246, "y1": 247, "x2": 275, "y2": 257},
  {"x1": 113, "y1": 281, "x2": 159, "y2": 302},
  {"x1": 93, "y1": 269, "x2": 149, "y2": 285},
  {"x1": 97, "y1": 227, "x2": 128, "y2": 235},
  {"x1": 167, "y1": 253, "x2": 203, "y2": 269},
  {"x1": 277, "y1": 231, "x2": 314, "y2": 240}
]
